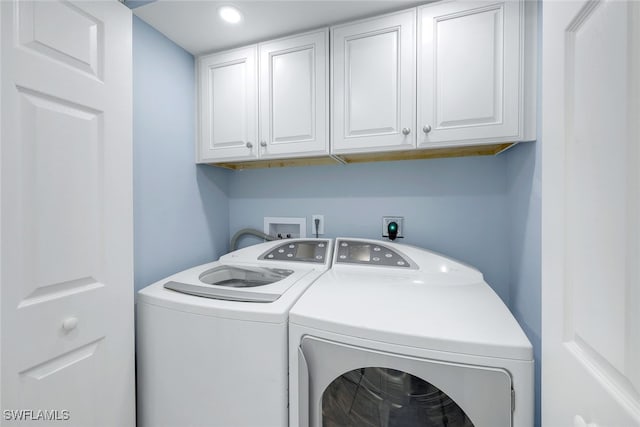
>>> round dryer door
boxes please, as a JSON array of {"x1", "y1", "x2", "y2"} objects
[{"x1": 299, "y1": 336, "x2": 513, "y2": 427}]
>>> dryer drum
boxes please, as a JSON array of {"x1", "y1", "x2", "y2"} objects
[{"x1": 322, "y1": 367, "x2": 474, "y2": 427}]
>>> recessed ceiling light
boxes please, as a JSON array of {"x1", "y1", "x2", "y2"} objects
[{"x1": 218, "y1": 6, "x2": 243, "y2": 24}]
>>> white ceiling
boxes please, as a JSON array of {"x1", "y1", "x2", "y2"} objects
[{"x1": 133, "y1": 1, "x2": 427, "y2": 56}]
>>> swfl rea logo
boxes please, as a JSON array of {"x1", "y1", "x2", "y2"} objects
[{"x1": 3, "y1": 409, "x2": 70, "y2": 421}]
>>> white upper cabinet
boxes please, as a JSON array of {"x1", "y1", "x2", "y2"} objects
[
  {"x1": 331, "y1": 10, "x2": 416, "y2": 154},
  {"x1": 259, "y1": 29, "x2": 329, "y2": 159},
  {"x1": 198, "y1": 46, "x2": 258, "y2": 162},
  {"x1": 197, "y1": 1, "x2": 537, "y2": 166},
  {"x1": 418, "y1": 1, "x2": 535, "y2": 148}
]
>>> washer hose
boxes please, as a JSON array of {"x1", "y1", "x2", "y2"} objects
[{"x1": 230, "y1": 228, "x2": 275, "y2": 252}]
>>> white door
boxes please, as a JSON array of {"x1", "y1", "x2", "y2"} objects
[
  {"x1": 542, "y1": 1, "x2": 640, "y2": 426},
  {"x1": 331, "y1": 9, "x2": 416, "y2": 154},
  {"x1": 259, "y1": 29, "x2": 329, "y2": 159},
  {"x1": 0, "y1": 1, "x2": 135, "y2": 426},
  {"x1": 417, "y1": 1, "x2": 520, "y2": 148},
  {"x1": 198, "y1": 46, "x2": 258, "y2": 162}
]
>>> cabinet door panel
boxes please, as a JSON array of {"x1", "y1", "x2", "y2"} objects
[
  {"x1": 437, "y1": 7, "x2": 502, "y2": 126},
  {"x1": 418, "y1": 1, "x2": 521, "y2": 147},
  {"x1": 211, "y1": 62, "x2": 247, "y2": 145},
  {"x1": 260, "y1": 30, "x2": 328, "y2": 159},
  {"x1": 332, "y1": 10, "x2": 416, "y2": 154},
  {"x1": 272, "y1": 49, "x2": 313, "y2": 141},
  {"x1": 347, "y1": 31, "x2": 398, "y2": 135},
  {"x1": 199, "y1": 46, "x2": 257, "y2": 162}
]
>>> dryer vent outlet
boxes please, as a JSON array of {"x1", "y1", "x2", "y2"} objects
[{"x1": 264, "y1": 217, "x2": 307, "y2": 239}]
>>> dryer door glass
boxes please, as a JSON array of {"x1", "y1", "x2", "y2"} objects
[{"x1": 322, "y1": 367, "x2": 474, "y2": 427}]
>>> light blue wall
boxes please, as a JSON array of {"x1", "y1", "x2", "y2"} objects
[
  {"x1": 506, "y1": 141, "x2": 541, "y2": 427},
  {"x1": 133, "y1": 16, "x2": 231, "y2": 292},
  {"x1": 504, "y1": 3, "x2": 542, "y2": 425},
  {"x1": 228, "y1": 156, "x2": 512, "y2": 303}
]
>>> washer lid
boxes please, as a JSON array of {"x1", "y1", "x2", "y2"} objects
[
  {"x1": 163, "y1": 266, "x2": 295, "y2": 302},
  {"x1": 137, "y1": 238, "x2": 334, "y2": 323},
  {"x1": 290, "y1": 240, "x2": 533, "y2": 361},
  {"x1": 199, "y1": 265, "x2": 294, "y2": 287}
]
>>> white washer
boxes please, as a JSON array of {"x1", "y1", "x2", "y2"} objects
[
  {"x1": 137, "y1": 238, "x2": 333, "y2": 427},
  {"x1": 289, "y1": 238, "x2": 533, "y2": 427}
]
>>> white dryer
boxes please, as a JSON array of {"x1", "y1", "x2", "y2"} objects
[
  {"x1": 137, "y1": 238, "x2": 333, "y2": 427},
  {"x1": 289, "y1": 238, "x2": 533, "y2": 427}
]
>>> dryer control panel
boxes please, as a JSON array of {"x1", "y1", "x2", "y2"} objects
[
  {"x1": 260, "y1": 240, "x2": 329, "y2": 263},
  {"x1": 335, "y1": 240, "x2": 414, "y2": 268}
]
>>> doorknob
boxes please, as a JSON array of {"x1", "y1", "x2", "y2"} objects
[
  {"x1": 62, "y1": 317, "x2": 78, "y2": 332},
  {"x1": 246, "y1": 142, "x2": 253, "y2": 149},
  {"x1": 402, "y1": 128, "x2": 411, "y2": 136},
  {"x1": 260, "y1": 141, "x2": 267, "y2": 147},
  {"x1": 422, "y1": 125, "x2": 432, "y2": 134}
]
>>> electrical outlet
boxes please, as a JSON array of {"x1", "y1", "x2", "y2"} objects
[
  {"x1": 382, "y1": 216, "x2": 404, "y2": 238},
  {"x1": 311, "y1": 214, "x2": 325, "y2": 235}
]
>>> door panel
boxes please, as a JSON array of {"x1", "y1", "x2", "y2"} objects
[
  {"x1": 199, "y1": 46, "x2": 258, "y2": 162},
  {"x1": 418, "y1": 1, "x2": 520, "y2": 147},
  {"x1": 435, "y1": 7, "x2": 502, "y2": 126},
  {"x1": 272, "y1": 49, "x2": 313, "y2": 140},
  {"x1": 346, "y1": 30, "x2": 399, "y2": 136},
  {"x1": 18, "y1": 1, "x2": 102, "y2": 77},
  {"x1": 568, "y1": 0, "x2": 629, "y2": 374},
  {"x1": 212, "y1": 62, "x2": 248, "y2": 145},
  {"x1": 332, "y1": 10, "x2": 416, "y2": 153},
  {"x1": 1, "y1": 1, "x2": 134, "y2": 425},
  {"x1": 259, "y1": 29, "x2": 328, "y2": 159},
  {"x1": 17, "y1": 88, "x2": 102, "y2": 300},
  {"x1": 542, "y1": 1, "x2": 640, "y2": 425}
]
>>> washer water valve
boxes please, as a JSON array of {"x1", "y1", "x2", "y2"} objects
[{"x1": 264, "y1": 217, "x2": 306, "y2": 239}]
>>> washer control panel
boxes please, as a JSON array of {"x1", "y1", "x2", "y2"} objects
[
  {"x1": 259, "y1": 240, "x2": 330, "y2": 263},
  {"x1": 335, "y1": 240, "x2": 413, "y2": 268}
]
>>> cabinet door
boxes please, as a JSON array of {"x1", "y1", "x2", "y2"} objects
[
  {"x1": 259, "y1": 29, "x2": 328, "y2": 159},
  {"x1": 198, "y1": 46, "x2": 258, "y2": 162},
  {"x1": 332, "y1": 10, "x2": 416, "y2": 154},
  {"x1": 418, "y1": 1, "x2": 521, "y2": 147}
]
